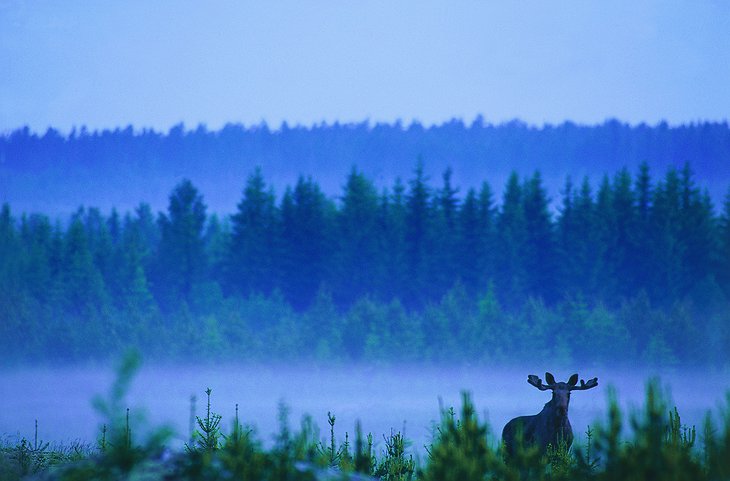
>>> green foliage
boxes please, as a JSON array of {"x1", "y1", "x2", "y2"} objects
[
  {"x1": 2, "y1": 163, "x2": 730, "y2": 364},
  {"x1": 155, "y1": 179, "x2": 208, "y2": 308},
  {"x1": 422, "y1": 392, "x2": 497, "y2": 481},
  {"x1": 7, "y1": 370, "x2": 730, "y2": 481},
  {"x1": 187, "y1": 388, "x2": 223, "y2": 452},
  {"x1": 375, "y1": 430, "x2": 415, "y2": 481}
]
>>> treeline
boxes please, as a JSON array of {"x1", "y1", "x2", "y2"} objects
[
  {"x1": 3, "y1": 119, "x2": 730, "y2": 214},
  {"x1": 1, "y1": 163, "x2": 730, "y2": 364}
]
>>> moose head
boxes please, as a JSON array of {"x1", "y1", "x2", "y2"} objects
[{"x1": 502, "y1": 372, "x2": 598, "y2": 457}]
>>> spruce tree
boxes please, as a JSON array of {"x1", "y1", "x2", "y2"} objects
[
  {"x1": 496, "y1": 172, "x2": 527, "y2": 308},
  {"x1": 719, "y1": 188, "x2": 730, "y2": 298},
  {"x1": 377, "y1": 180, "x2": 408, "y2": 302},
  {"x1": 649, "y1": 168, "x2": 684, "y2": 303},
  {"x1": 336, "y1": 167, "x2": 380, "y2": 305},
  {"x1": 595, "y1": 175, "x2": 618, "y2": 301},
  {"x1": 632, "y1": 162, "x2": 654, "y2": 294},
  {"x1": 678, "y1": 164, "x2": 716, "y2": 296},
  {"x1": 557, "y1": 176, "x2": 602, "y2": 299},
  {"x1": 432, "y1": 167, "x2": 460, "y2": 296},
  {"x1": 522, "y1": 171, "x2": 556, "y2": 302},
  {"x1": 279, "y1": 176, "x2": 335, "y2": 309},
  {"x1": 611, "y1": 167, "x2": 637, "y2": 299},
  {"x1": 156, "y1": 179, "x2": 208, "y2": 309},
  {"x1": 404, "y1": 161, "x2": 433, "y2": 306},
  {"x1": 228, "y1": 168, "x2": 278, "y2": 296}
]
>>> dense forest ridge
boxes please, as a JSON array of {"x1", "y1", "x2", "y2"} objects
[
  {"x1": 1, "y1": 162, "x2": 729, "y2": 365},
  {"x1": 2, "y1": 119, "x2": 729, "y2": 214}
]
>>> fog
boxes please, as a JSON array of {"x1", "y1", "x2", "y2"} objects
[{"x1": 2, "y1": 364, "x2": 728, "y2": 456}]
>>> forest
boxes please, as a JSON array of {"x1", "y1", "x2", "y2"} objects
[
  {"x1": 2, "y1": 120, "x2": 730, "y2": 215},
  {"x1": 1, "y1": 162, "x2": 730, "y2": 365}
]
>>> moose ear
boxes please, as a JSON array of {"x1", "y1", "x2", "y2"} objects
[
  {"x1": 545, "y1": 372, "x2": 556, "y2": 385},
  {"x1": 568, "y1": 373, "x2": 579, "y2": 386}
]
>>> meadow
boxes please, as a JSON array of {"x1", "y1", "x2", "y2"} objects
[{"x1": 2, "y1": 355, "x2": 729, "y2": 480}]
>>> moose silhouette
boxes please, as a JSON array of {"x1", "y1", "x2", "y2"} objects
[{"x1": 501, "y1": 372, "x2": 598, "y2": 457}]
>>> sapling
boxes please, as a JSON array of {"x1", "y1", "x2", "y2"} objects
[{"x1": 188, "y1": 387, "x2": 222, "y2": 452}]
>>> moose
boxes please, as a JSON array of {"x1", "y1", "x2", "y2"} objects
[{"x1": 501, "y1": 372, "x2": 598, "y2": 457}]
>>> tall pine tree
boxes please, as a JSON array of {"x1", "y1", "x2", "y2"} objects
[
  {"x1": 335, "y1": 167, "x2": 381, "y2": 305},
  {"x1": 228, "y1": 168, "x2": 279, "y2": 296},
  {"x1": 496, "y1": 172, "x2": 528, "y2": 307},
  {"x1": 155, "y1": 179, "x2": 208, "y2": 309}
]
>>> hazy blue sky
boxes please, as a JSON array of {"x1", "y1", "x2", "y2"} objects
[{"x1": 2, "y1": 1, "x2": 729, "y2": 133}]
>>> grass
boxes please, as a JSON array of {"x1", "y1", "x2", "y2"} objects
[{"x1": 2, "y1": 356, "x2": 730, "y2": 480}]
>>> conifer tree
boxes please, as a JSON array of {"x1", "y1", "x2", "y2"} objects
[
  {"x1": 458, "y1": 182, "x2": 496, "y2": 294},
  {"x1": 58, "y1": 218, "x2": 112, "y2": 357},
  {"x1": 336, "y1": 167, "x2": 380, "y2": 305},
  {"x1": 432, "y1": 167, "x2": 460, "y2": 295},
  {"x1": 611, "y1": 168, "x2": 637, "y2": 299},
  {"x1": 522, "y1": 171, "x2": 556, "y2": 302},
  {"x1": 228, "y1": 168, "x2": 278, "y2": 296},
  {"x1": 477, "y1": 182, "x2": 497, "y2": 278},
  {"x1": 279, "y1": 176, "x2": 335, "y2": 309},
  {"x1": 0, "y1": 204, "x2": 19, "y2": 291},
  {"x1": 404, "y1": 161, "x2": 433, "y2": 306},
  {"x1": 719, "y1": 188, "x2": 730, "y2": 297},
  {"x1": 18, "y1": 213, "x2": 54, "y2": 304},
  {"x1": 595, "y1": 175, "x2": 618, "y2": 300},
  {"x1": 120, "y1": 214, "x2": 158, "y2": 326},
  {"x1": 496, "y1": 172, "x2": 527, "y2": 307},
  {"x1": 203, "y1": 214, "x2": 230, "y2": 286},
  {"x1": 458, "y1": 188, "x2": 482, "y2": 291},
  {"x1": 678, "y1": 164, "x2": 716, "y2": 295},
  {"x1": 632, "y1": 162, "x2": 654, "y2": 294},
  {"x1": 558, "y1": 177, "x2": 602, "y2": 299},
  {"x1": 650, "y1": 168, "x2": 684, "y2": 303},
  {"x1": 377, "y1": 180, "x2": 408, "y2": 302},
  {"x1": 156, "y1": 179, "x2": 208, "y2": 308}
]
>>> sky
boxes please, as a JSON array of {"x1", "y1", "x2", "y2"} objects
[{"x1": 1, "y1": 1, "x2": 729, "y2": 134}]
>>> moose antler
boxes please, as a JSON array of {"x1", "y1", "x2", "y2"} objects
[
  {"x1": 569, "y1": 377, "x2": 598, "y2": 391},
  {"x1": 527, "y1": 374, "x2": 554, "y2": 391}
]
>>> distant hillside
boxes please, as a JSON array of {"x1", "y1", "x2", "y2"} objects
[{"x1": 2, "y1": 119, "x2": 729, "y2": 215}]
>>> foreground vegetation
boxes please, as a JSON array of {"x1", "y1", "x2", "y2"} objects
[{"x1": 2, "y1": 356, "x2": 730, "y2": 480}]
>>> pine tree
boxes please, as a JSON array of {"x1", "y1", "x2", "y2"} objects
[
  {"x1": 432, "y1": 167, "x2": 460, "y2": 295},
  {"x1": 522, "y1": 171, "x2": 556, "y2": 302},
  {"x1": 57, "y1": 217, "x2": 112, "y2": 358},
  {"x1": 611, "y1": 167, "x2": 637, "y2": 299},
  {"x1": 457, "y1": 182, "x2": 495, "y2": 294},
  {"x1": 279, "y1": 176, "x2": 335, "y2": 309},
  {"x1": 458, "y1": 188, "x2": 482, "y2": 292},
  {"x1": 0, "y1": 204, "x2": 19, "y2": 289},
  {"x1": 404, "y1": 161, "x2": 433, "y2": 306},
  {"x1": 377, "y1": 181, "x2": 408, "y2": 302},
  {"x1": 228, "y1": 168, "x2": 279, "y2": 296},
  {"x1": 203, "y1": 214, "x2": 230, "y2": 287},
  {"x1": 595, "y1": 175, "x2": 618, "y2": 300},
  {"x1": 718, "y1": 188, "x2": 730, "y2": 297},
  {"x1": 557, "y1": 176, "x2": 602, "y2": 299},
  {"x1": 335, "y1": 167, "x2": 381, "y2": 305},
  {"x1": 477, "y1": 182, "x2": 497, "y2": 280},
  {"x1": 121, "y1": 215, "x2": 158, "y2": 324},
  {"x1": 649, "y1": 168, "x2": 684, "y2": 303},
  {"x1": 156, "y1": 179, "x2": 208, "y2": 309},
  {"x1": 18, "y1": 213, "x2": 54, "y2": 303},
  {"x1": 0, "y1": 205, "x2": 23, "y2": 356},
  {"x1": 678, "y1": 164, "x2": 716, "y2": 296},
  {"x1": 84, "y1": 208, "x2": 124, "y2": 306},
  {"x1": 496, "y1": 172, "x2": 528, "y2": 307},
  {"x1": 632, "y1": 162, "x2": 654, "y2": 294}
]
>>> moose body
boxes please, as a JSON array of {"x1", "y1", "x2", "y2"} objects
[{"x1": 502, "y1": 372, "x2": 598, "y2": 457}]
